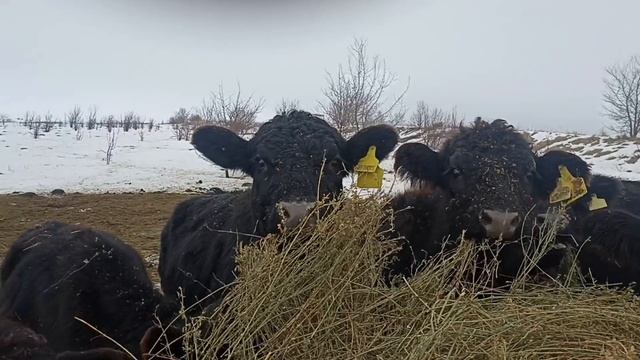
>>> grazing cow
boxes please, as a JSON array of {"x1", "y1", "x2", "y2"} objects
[
  {"x1": 0, "y1": 221, "x2": 182, "y2": 359},
  {"x1": 390, "y1": 119, "x2": 594, "y2": 283},
  {"x1": 160, "y1": 110, "x2": 399, "y2": 311}
]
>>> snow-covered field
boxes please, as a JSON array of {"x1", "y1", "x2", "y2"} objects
[
  {"x1": 531, "y1": 131, "x2": 640, "y2": 181},
  {"x1": 0, "y1": 123, "x2": 638, "y2": 195},
  {"x1": 0, "y1": 123, "x2": 407, "y2": 195}
]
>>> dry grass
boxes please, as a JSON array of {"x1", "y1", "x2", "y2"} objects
[{"x1": 167, "y1": 195, "x2": 640, "y2": 360}]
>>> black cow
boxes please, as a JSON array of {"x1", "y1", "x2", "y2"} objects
[
  {"x1": 0, "y1": 221, "x2": 181, "y2": 359},
  {"x1": 521, "y1": 150, "x2": 640, "y2": 292},
  {"x1": 160, "y1": 110, "x2": 398, "y2": 311},
  {"x1": 392, "y1": 119, "x2": 640, "y2": 292},
  {"x1": 390, "y1": 119, "x2": 594, "y2": 283}
]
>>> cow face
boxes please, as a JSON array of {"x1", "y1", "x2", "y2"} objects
[
  {"x1": 192, "y1": 110, "x2": 398, "y2": 232},
  {"x1": 395, "y1": 119, "x2": 590, "y2": 241}
]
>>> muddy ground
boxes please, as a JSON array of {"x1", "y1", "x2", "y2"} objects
[{"x1": 0, "y1": 192, "x2": 195, "y2": 282}]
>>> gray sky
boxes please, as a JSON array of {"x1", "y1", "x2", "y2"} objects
[{"x1": 1, "y1": 0, "x2": 638, "y2": 133}]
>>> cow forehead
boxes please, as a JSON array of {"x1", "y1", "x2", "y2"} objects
[
  {"x1": 451, "y1": 148, "x2": 535, "y2": 172},
  {"x1": 250, "y1": 121, "x2": 344, "y2": 161}
]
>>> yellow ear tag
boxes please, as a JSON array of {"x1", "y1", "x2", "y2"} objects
[
  {"x1": 588, "y1": 194, "x2": 608, "y2": 211},
  {"x1": 355, "y1": 146, "x2": 383, "y2": 189},
  {"x1": 549, "y1": 165, "x2": 588, "y2": 205}
]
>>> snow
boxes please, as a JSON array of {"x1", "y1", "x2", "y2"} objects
[
  {"x1": 1, "y1": 123, "x2": 637, "y2": 195},
  {"x1": 0, "y1": 123, "x2": 410, "y2": 195},
  {"x1": 530, "y1": 131, "x2": 640, "y2": 181}
]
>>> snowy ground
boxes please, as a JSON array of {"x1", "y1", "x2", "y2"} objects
[
  {"x1": 1, "y1": 123, "x2": 638, "y2": 195},
  {"x1": 0, "y1": 123, "x2": 410, "y2": 195},
  {"x1": 530, "y1": 131, "x2": 640, "y2": 181}
]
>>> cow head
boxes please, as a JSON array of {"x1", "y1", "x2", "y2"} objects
[
  {"x1": 192, "y1": 110, "x2": 398, "y2": 233},
  {"x1": 395, "y1": 118, "x2": 590, "y2": 241}
]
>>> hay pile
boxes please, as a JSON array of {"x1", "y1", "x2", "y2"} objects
[{"x1": 183, "y1": 196, "x2": 640, "y2": 360}]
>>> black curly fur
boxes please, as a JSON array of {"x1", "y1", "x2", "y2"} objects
[
  {"x1": 0, "y1": 221, "x2": 180, "y2": 358},
  {"x1": 391, "y1": 118, "x2": 640, "y2": 288}
]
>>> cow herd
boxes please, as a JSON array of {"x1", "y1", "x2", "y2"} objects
[{"x1": 1, "y1": 110, "x2": 640, "y2": 359}]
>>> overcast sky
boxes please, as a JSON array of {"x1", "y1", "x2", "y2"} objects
[{"x1": 1, "y1": 0, "x2": 638, "y2": 133}]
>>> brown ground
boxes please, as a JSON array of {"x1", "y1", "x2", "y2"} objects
[{"x1": 0, "y1": 192, "x2": 195, "y2": 282}]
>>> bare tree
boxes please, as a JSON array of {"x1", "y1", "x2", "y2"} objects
[
  {"x1": 0, "y1": 113, "x2": 9, "y2": 125},
  {"x1": 319, "y1": 38, "x2": 409, "y2": 134},
  {"x1": 147, "y1": 119, "x2": 155, "y2": 132},
  {"x1": 42, "y1": 112, "x2": 54, "y2": 132},
  {"x1": 410, "y1": 101, "x2": 463, "y2": 149},
  {"x1": 121, "y1": 111, "x2": 139, "y2": 132},
  {"x1": 105, "y1": 129, "x2": 119, "y2": 165},
  {"x1": 275, "y1": 98, "x2": 300, "y2": 115},
  {"x1": 86, "y1": 106, "x2": 98, "y2": 130},
  {"x1": 103, "y1": 115, "x2": 116, "y2": 132},
  {"x1": 603, "y1": 55, "x2": 640, "y2": 138},
  {"x1": 199, "y1": 83, "x2": 264, "y2": 135},
  {"x1": 66, "y1": 106, "x2": 83, "y2": 130},
  {"x1": 75, "y1": 127, "x2": 84, "y2": 141},
  {"x1": 170, "y1": 108, "x2": 202, "y2": 141}
]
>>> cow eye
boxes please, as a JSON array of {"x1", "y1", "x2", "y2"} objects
[{"x1": 254, "y1": 157, "x2": 268, "y2": 172}]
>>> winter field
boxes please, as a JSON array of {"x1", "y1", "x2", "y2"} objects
[
  {"x1": 1, "y1": 122, "x2": 639, "y2": 196},
  {"x1": 2, "y1": 120, "x2": 640, "y2": 277}
]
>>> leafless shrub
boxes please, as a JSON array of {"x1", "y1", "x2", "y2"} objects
[
  {"x1": 603, "y1": 55, "x2": 640, "y2": 137},
  {"x1": 275, "y1": 98, "x2": 300, "y2": 115},
  {"x1": 147, "y1": 119, "x2": 155, "y2": 132},
  {"x1": 170, "y1": 108, "x2": 202, "y2": 141},
  {"x1": 42, "y1": 112, "x2": 55, "y2": 132},
  {"x1": 121, "y1": 112, "x2": 139, "y2": 132},
  {"x1": 103, "y1": 115, "x2": 116, "y2": 132},
  {"x1": 86, "y1": 106, "x2": 98, "y2": 130},
  {"x1": 138, "y1": 128, "x2": 145, "y2": 142},
  {"x1": 199, "y1": 83, "x2": 264, "y2": 135},
  {"x1": 105, "y1": 129, "x2": 119, "y2": 165},
  {"x1": 75, "y1": 127, "x2": 84, "y2": 141},
  {"x1": 66, "y1": 106, "x2": 83, "y2": 130},
  {"x1": 23, "y1": 112, "x2": 43, "y2": 139},
  {"x1": 410, "y1": 101, "x2": 463, "y2": 149},
  {"x1": 319, "y1": 38, "x2": 409, "y2": 134}
]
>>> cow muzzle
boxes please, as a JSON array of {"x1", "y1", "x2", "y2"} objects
[
  {"x1": 277, "y1": 201, "x2": 316, "y2": 228},
  {"x1": 479, "y1": 209, "x2": 521, "y2": 240}
]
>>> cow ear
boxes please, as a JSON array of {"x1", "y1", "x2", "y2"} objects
[
  {"x1": 191, "y1": 126, "x2": 252, "y2": 173},
  {"x1": 394, "y1": 143, "x2": 443, "y2": 187},
  {"x1": 535, "y1": 150, "x2": 591, "y2": 195},
  {"x1": 344, "y1": 124, "x2": 399, "y2": 169}
]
